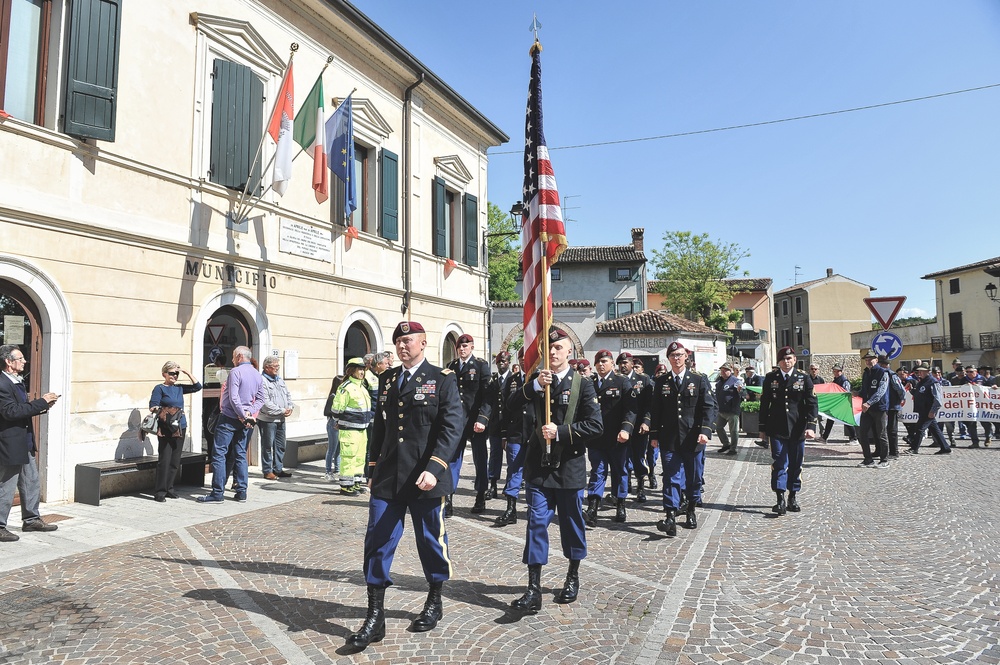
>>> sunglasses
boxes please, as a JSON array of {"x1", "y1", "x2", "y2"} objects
[{"x1": 167, "y1": 371, "x2": 180, "y2": 377}]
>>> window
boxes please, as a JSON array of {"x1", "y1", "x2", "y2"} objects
[
  {"x1": 551, "y1": 267, "x2": 561, "y2": 281},
  {"x1": 208, "y1": 59, "x2": 263, "y2": 193},
  {"x1": 738, "y1": 308, "x2": 754, "y2": 327},
  {"x1": 608, "y1": 300, "x2": 636, "y2": 319},
  {"x1": 794, "y1": 296, "x2": 802, "y2": 314},
  {"x1": 332, "y1": 145, "x2": 399, "y2": 241},
  {"x1": 781, "y1": 300, "x2": 789, "y2": 317},
  {"x1": 795, "y1": 327, "x2": 803, "y2": 346},
  {"x1": 0, "y1": 0, "x2": 120, "y2": 139},
  {"x1": 780, "y1": 329, "x2": 789, "y2": 346},
  {"x1": 432, "y1": 176, "x2": 478, "y2": 266},
  {"x1": 610, "y1": 267, "x2": 638, "y2": 282},
  {"x1": 950, "y1": 278, "x2": 960, "y2": 294}
]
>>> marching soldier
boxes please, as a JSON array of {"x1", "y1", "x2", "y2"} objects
[
  {"x1": 495, "y1": 349, "x2": 530, "y2": 526},
  {"x1": 584, "y1": 350, "x2": 637, "y2": 526},
  {"x1": 617, "y1": 352, "x2": 655, "y2": 502},
  {"x1": 759, "y1": 346, "x2": 817, "y2": 515},
  {"x1": 508, "y1": 328, "x2": 602, "y2": 613},
  {"x1": 446, "y1": 334, "x2": 492, "y2": 515},
  {"x1": 648, "y1": 342, "x2": 717, "y2": 537},
  {"x1": 347, "y1": 321, "x2": 464, "y2": 650},
  {"x1": 485, "y1": 351, "x2": 513, "y2": 501}
]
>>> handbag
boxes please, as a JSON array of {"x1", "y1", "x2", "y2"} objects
[{"x1": 140, "y1": 411, "x2": 159, "y2": 434}]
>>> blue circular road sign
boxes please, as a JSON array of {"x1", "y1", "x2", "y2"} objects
[{"x1": 871, "y1": 332, "x2": 903, "y2": 360}]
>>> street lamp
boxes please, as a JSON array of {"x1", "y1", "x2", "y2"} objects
[
  {"x1": 986, "y1": 282, "x2": 999, "y2": 303},
  {"x1": 508, "y1": 201, "x2": 524, "y2": 228}
]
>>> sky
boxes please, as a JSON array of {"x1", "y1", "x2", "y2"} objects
[{"x1": 350, "y1": 0, "x2": 1000, "y2": 319}]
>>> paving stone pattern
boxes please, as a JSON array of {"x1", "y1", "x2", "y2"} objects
[{"x1": 1, "y1": 439, "x2": 998, "y2": 664}]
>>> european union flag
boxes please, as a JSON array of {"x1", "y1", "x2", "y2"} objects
[{"x1": 325, "y1": 95, "x2": 355, "y2": 218}]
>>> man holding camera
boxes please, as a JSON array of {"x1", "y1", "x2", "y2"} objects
[{"x1": 198, "y1": 346, "x2": 265, "y2": 504}]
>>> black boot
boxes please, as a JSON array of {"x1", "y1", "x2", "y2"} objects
[
  {"x1": 584, "y1": 495, "x2": 600, "y2": 527},
  {"x1": 346, "y1": 585, "x2": 386, "y2": 649},
  {"x1": 628, "y1": 474, "x2": 635, "y2": 494},
  {"x1": 772, "y1": 491, "x2": 786, "y2": 516},
  {"x1": 656, "y1": 509, "x2": 677, "y2": 537},
  {"x1": 444, "y1": 494, "x2": 454, "y2": 518},
  {"x1": 495, "y1": 495, "x2": 518, "y2": 526},
  {"x1": 635, "y1": 476, "x2": 647, "y2": 503},
  {"x1": 685, "y1": 504, "x2": 697, "y2": 529},
  {"x1": 556, "y1": 560, "x2": 580, "y2": 604},
  {"x1": 487, "y1": 479, "x2": 498, "y2": 500},
  {"x1": 648, "y1": 474, "x2": 658, "y2": 490},
  {"x1": 787, "y1": 491, "x2": 801, "y2": 512},
  {"x1": 410, "y1": 582, "x2": 443, "y2": 632},
  {"x1": 471, "y1": 491, "x2": 487, "y2": 514},
  {"x1": 614, "y1": 497, "x2": 627, "y2": 523},
  {"x1": 511, "y1": 564, "x2": 542, "y2": 613},
  {"x1": 678, "y1": 494, "x2": 689, "y2": 514}
]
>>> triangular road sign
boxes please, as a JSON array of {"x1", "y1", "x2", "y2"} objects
[{"x1": 864, "y1": 297, "x2": 907, "y2": 330}]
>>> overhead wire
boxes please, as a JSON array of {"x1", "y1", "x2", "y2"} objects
[{"x1": 490, "y1": 83, "x2": 1000, "y2": 155}]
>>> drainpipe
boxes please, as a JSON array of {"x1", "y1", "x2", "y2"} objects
[{"x1": 401, "y1": 72, "x2": 425, "y2": 316}]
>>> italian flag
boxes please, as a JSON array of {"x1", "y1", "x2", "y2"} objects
[
  {"x1": 746, "y1": 383, "x2": 861, "y2": 426},
  {"x1": 293, "y1": 76, "x2": 329, "y2": 203},
  {"x1": 268, "y1": 62, "x2": 295, "y2": 197}
]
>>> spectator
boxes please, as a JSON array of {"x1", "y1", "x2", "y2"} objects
[
  {"x1": 714, "y1": 363, "x2": 743, "y2": 456},
  {"x1": 148, "y1": 361, "x2": 202, "y2": 502},
  {"x1": 258, "y1": 356, "x2": 295, "y2": 480}
]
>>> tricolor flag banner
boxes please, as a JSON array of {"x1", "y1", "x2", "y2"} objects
[
  {"x1": 325, "y1": 95, "x2": 356, "y2": 219},
  {"x1": 521, "y1": 43, "x2": 567, "y2": 375},
  {"x1": 268, "y1": 62, "x2": 295, "y2": 197},
  {"x1": 292, "y1": 75, "x2": 329, "y2": 203},
  {"x1": 746, "y1": 383, "x2": 861, "y2": 426}
]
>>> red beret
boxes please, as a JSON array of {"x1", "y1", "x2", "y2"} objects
[
  {"x1": 616, "y1": 352, "x2": 633, "y2": 364},
  {"x1": 654, "y1": 364, "x2": 667, "y2": 374},
  {"x1": 455, "y1": 334, "x2": 474, "y2": 346},
  {"x1": 392, "y1": 321, "x2": 425, "y2": 342},
  {"x1": 776, "y1": 346, "x2": 795, "y2": 360},
  {"x1": 666, "y1": 341, "x2": 687, "y2": 355},
  {"x1": 548, "y1": 327, "x2": 569, "y2": 343},
  {"x1": 595, "y1": 349, "x2": 613, "y2": 362},
  {"x1": 576, "y1": 358, "x2": 591, "y2": 368}
]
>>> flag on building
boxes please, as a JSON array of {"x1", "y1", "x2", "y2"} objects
[
  {"x1": 293, "y1": 75, "x2": 329, "y2": 203},
  {"x1": 521, "y1": 43, "x2": 567, "y2": 375},
  {"x1": 325, "y1": 95, "x2": 356, "y2": 219},
  {"x1": 268, "y1": 62, "x2": 295, "y2": 197}
]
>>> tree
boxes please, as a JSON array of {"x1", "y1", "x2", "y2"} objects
[
  {"x1": 486, "y1": 201, "x2": 520, "y2": 302},
  {"x1": 650, "y1": 231, "x2": 750, "y2": 332}
]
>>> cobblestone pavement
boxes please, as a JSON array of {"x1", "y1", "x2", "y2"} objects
[{"x1": 1, "y1": 437, "x2": 999, "y2": 664}]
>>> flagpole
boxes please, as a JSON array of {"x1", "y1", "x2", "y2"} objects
[{"x1": 233, "y1": 43, "x2": 298, "y2": 225}]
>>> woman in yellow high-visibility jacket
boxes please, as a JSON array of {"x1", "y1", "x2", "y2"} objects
[{"x1": 332, "y1": 357, "x2": 373, "y2": 495}]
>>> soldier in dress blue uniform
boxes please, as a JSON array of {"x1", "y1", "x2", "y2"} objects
[
  {"x1": 494, "y1": 351, "x2": 530, "y2": 527},
  {"x1": 485, "y1": 351, "x2": 513, "y2": 502},
  {"x1": 759, "y1": 346, "x2": 817, "y2": 515},
  {"x1": 584, "y1": 350, "x2": 637, "y2": 526},
  {"x1": 508, "y1": 327, "x2": 603, "y2": 613},
  {"x1": 446, "y1": 334, "x2": 493, "y2": 515},
  {"x1": 617, "y1": 352, "x2": 655, "y2": 502},
  {"x1": 346, "y1": 321, "x2": 464, "y2": 650},
  {"x1": 648, "y1": 342, "x2": 717, "y2": 537}
]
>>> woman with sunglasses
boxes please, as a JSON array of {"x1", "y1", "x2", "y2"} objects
[{"x1": 148, "y1": 362, "x2": 202, "y2": 502}]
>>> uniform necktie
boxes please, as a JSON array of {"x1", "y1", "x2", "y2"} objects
[
  {"x1": 675, "y1": 375, "x2": 682, "y2": 389},
  {"x1": 398, "y1": 370, "x2": 410, "y2": 391},
  {"x1": 598, "y1": 378, "x2": 603, "y2": 390}
]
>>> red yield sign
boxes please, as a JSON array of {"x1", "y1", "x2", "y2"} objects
[{"x1": 864, "y1": 296, "x2": 907, "y2": 330}]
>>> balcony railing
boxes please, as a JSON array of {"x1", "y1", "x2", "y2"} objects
[
  {"x1": 931, "y1": 335, "x2": 972, "y2": 352},
  {"x1": 980, "y1": 331, "x2": 1000, "y2": 350},
  {"x1": 730, "y1": 328, "x2": 763, "y2": 346}
]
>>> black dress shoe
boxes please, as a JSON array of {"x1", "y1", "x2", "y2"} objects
[
  {"x1": 471, "y1": 491, "x2": 487, "y2": 514},
  {"x1": 165, "y1": 491, "x2": 179, "y2": 499},
  {"x1": 154, "y1": 495, "x2": 166, "y2": 503},
  {"x1": 934, "y1": 448, "x2": 952, "y2": 455},
  {"x1": 22, "y1": 519, "x2": 57, "y2": 532}
]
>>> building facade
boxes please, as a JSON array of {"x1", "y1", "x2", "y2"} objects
[
  {"x1": 0, "y1": 0, "x2": 506, "y2": 502},
  {"x1": 921, "y1": 255, "x2": 1000, "y2": 369}
]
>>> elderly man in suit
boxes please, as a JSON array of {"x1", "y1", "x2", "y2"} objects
[
  {"x1": 759, "y1": 346, "x2": 818, "y2": 515},
  {"x1": 0, "y1": 344, "x2": 60, "y2": 542}
]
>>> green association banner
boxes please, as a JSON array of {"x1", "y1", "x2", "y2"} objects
[{"x1": 745, "y1": 386, "x2": 858, "y2": 425}]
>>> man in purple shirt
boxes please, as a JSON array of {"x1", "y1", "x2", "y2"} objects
[{"x1": 198, "y1": 346, "x2": 265, "y2": 503}]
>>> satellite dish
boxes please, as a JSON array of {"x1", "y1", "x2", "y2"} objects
[{"x1": 740, "y1": 322, "x2": 753, "y2": 331}]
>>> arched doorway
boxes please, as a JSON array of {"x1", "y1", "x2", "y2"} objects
[
  {"x1": 201, "y1": 305, "x2": 253, "y2": 452},
  {"x1": 344, "y1": 321, "x2": 372, "y2": 373},
  {"x1": 0, "y1": 280, "x2": 43, "y2": 507},
  {"x1": 441, "y1": 331, "x2": 459, "y2": 366}
]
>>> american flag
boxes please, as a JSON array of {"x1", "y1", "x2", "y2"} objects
[{"x1": 521, "y1": 43, "x2": 567, "y2": 375}]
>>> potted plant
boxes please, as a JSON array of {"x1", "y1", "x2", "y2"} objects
[{"x1": 740, "y1": 399, "x2": 760, "y2": 435}]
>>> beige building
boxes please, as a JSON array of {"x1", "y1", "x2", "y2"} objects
[
  {"x1": 773, "y1": 269, "x2": 872, "y2": 372},
  {"x1": 922, "y1": 256, "x2": 1000, "y2": 369},
  {"x1": 0, "y1": 0, "x2": 506, "y2": 502}
]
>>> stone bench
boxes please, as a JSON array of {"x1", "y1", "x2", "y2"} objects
[
  {"x1": 75, "y1": 451, "x2": 207, "y2": 506},
  {"x1": 283, "y1": 434, "x2": 329, "y2": 467}
]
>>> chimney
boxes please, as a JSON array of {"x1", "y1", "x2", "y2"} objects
[
  {"x1": 631, "y1": 228, "x2": 644, "y2": 252},
  {"x1": 826, "y1": 268, "x2": 833, "y2": 278}
]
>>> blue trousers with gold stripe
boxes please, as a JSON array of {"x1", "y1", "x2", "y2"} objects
[
  {"x1": 770, "y1": 437, "x2": 804, "y2": 492},
  {"x1": 363, "y1": 495, "x2": 451, "y2": 587},
  {"x1": 522, "y1": 483, "x2": 587, "y2": 565}
]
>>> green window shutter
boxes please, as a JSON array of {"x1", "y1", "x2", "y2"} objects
[
  {"x1": 463, "y1": 193, "x2": 479, "y2": 267},
  {"x1": 609, "y1": 268, "x2": 616, "y2": 282},
  {"x1": 608, "y1": 302, "x2": 616, "y2": 319},
  {"x1": 432, "y1": 177, "x2": 447, "y2": 257},
  {"x1": 209, "y1": 59, "x2": 263, "y2": 193},
  {"x1": 379, "y1": 149, "x2": 399, "y2": 240},
  {"x1": 63, "y1": 0, "x2": 122, "y2": 141},
  {"x1": 631, "y1": 266, "x2": 639, "y2": 281}
]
